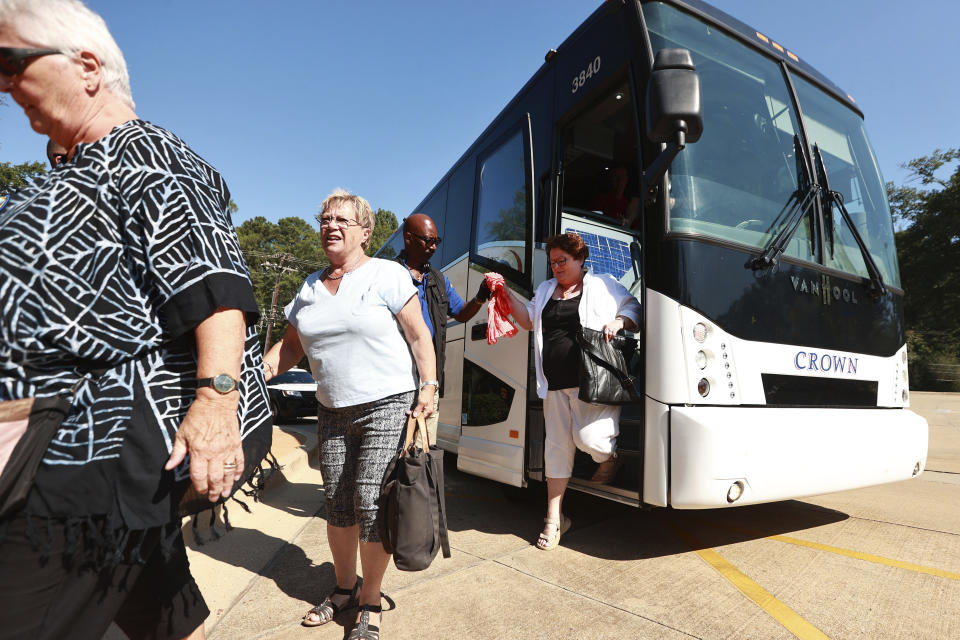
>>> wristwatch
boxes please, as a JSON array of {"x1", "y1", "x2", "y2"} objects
[
  {"x1": 419, "y1": 379, "x2": 439, "y2": 390},
  {"x1": 196, "y1": 373, "x2": 239, "y2": 394}
]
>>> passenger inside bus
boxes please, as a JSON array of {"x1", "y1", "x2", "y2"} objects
[
  {"x1": 559, "y1": 78, "x2": 640, "y2": 229},
  {"x1": 588, "y1": 165, "x2": 640, "y2": 228}
]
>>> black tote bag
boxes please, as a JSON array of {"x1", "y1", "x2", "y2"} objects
[
  {"x1": 0, "y1": 395, "x2": 72, "y2": 519},
  {"x1": 576, "y1": 326, "x2": 641, "y2": 405},
  {"x1": 378, "y1": 416, "x2": 451, "y2": 571}
]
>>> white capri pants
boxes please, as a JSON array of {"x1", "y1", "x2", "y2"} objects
[{"x1": 544, "y1": 388, "x2": 620, "y2": 478}]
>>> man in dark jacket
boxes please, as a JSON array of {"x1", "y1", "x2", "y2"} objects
[{"x1": 399, "y1": 213, "x2": 490, "y2": 445}]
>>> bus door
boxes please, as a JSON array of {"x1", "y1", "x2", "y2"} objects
[
  {"x1": 554, "y1": 70, "x2": 647, "y2": 496},
  {"x1": 457, "y1": 122, "x2": 535, "y2": 488}
]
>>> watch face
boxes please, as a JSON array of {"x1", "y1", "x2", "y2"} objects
[{"x1": 212, "y1": 373, "x2": 238, "y2": 393}]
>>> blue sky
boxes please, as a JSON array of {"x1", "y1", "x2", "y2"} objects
[{"x1": 1, "y1": 1, "x2": 956, "y2": 226}]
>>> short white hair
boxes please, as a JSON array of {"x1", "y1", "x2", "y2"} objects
[{"x1": 0, "y1": 0, "x2": 134, "y2": 109}]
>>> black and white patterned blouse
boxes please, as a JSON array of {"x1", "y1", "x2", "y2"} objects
[{"x1": 0, "y1": 120, "x2": 271, "y2": 530}]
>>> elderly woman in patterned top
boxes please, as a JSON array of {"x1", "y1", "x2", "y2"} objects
[{"x1": 0, "y1": 1, "x2": 271, "y2": 639}]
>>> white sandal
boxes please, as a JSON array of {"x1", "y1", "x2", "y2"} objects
[{"x1": 536, "y1": 514, "x2": 571, "y2": 550}]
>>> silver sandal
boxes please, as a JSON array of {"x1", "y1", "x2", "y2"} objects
[
  {"x1": 347, "y1": 603, "x2": 382, "y2": 640},
  {"x1": 301, "y1": 577, "x2": 361, "y2": 627}
]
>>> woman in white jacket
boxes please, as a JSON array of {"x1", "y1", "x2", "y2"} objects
[{"x1": 504, "y1": 232, "x2": 641, "y2": 550}]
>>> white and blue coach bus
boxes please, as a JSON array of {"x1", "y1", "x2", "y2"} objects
[{"x1": 377, "y1": 0, "x2": 928, "y2": 508}]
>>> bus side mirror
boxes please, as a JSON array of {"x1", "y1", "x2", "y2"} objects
[
  {"x1": 642, "y1": 49, "x2": 703, "y2": 205},
  {"x1": 645, "y1": 48, "x2": 703, "y2": 145}
]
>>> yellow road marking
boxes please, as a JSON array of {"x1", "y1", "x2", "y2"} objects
[
  {"x1": 669, "y1": 522, "x2": 831, "y2": 639},
  {"x1": 693, "y1": 547, "x2": 832, "y2": 640},
  {"x1": 769, "y1": 534, "x2": 960, "y2": 581},
  {"x1": 686, "y1": 514, "x2": 960, "y2": 583}
]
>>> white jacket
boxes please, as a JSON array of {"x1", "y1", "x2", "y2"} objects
[{"x1": 526, "y1": 272, "x2": 642, "y2": 399}]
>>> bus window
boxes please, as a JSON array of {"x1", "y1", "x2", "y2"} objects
[
  {"x1": 376, "y1": 228, "x2": 404, "y2": 260},
  {"x1": 473, "y1": 128, "x2": 531, "y2": 278},
  {"x1": 462, "y1": 360, "x2": 515, "y2": 426},
  {"x1": 559, "y1": 76, "x2": 639, "y2": 227},
  {"x1": 644, "y1": 2, "x2": 814, "y2": 263},
  {"x1": 445, "y1": 161, "x2": 475, "y2": 267},
  {"x1": 791, "y1": 73, "x2": 901, "y2": 287},
  {"x1": 417, "y1": 183, "x2": 448, "y2": 266}
]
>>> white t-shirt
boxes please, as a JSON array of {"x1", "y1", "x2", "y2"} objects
[{"x1": 285, "y1": 258, "x2": 418, "y2": 408}]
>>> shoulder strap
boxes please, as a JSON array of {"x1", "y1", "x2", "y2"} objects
[{"x1": 577, "y1": 330, "x2": 634, "y2": 388}]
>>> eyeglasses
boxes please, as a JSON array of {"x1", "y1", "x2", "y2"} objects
[
  {"x1": 410, "y1": 232, "x2": 442, "y2": 247},
  {"x1": 318, "y1": 215, "x2": 363, "y2": 229},
  {"x1": 0, "y1": 47, "x2": 63, "y2": 78},
  {"x1": 549, "y1": 257, "x2": 568, "y2": 268}
]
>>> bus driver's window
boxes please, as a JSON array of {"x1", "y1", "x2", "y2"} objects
[{"x1": 560, "y1": 78, "x2": 640, "y2": 228}]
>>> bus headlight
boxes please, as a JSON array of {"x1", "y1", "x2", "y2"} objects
[
  {"x1": 698, "y1": 378, "x2": 710, "y2": 397},
  {"x1": 695, "y1": 350, "x2": 707, "y2": 369},
  {"x1": 693, "y1": 322, "x2": 708, "y2": 343}
]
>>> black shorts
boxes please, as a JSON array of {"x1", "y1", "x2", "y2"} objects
[{"x1": 0, "y1": 514, "x2": 209, "y2": 640}]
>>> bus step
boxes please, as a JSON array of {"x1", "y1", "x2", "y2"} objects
[{"x1": 617, "y1": 417, "x2": 644, "y2": 452}]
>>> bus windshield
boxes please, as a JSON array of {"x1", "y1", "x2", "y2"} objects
[
  {"x1": 791, "y1": 73, "x2": 900, "y2": 286},
  {"x1": 643, "y1": 2, "x2": 900, "y2": 287},
  {"x1": 644, "y1": 2, "x2": 813, "y2": 263}
]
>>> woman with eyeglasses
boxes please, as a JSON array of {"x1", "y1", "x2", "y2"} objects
[
  {"x1": 263, "y1": 189, "x2": 436, "y2": 639},
  {"x1": 501, "y1": 232, "x2": 641, "y2": 550},
  {"x1": 0, "y1": 1, "x2": 272, "y2": 638}
]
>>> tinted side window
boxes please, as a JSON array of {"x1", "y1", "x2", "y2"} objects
[
  {"x1": 444, "y1": 161, "x2": 474, "y2": 267},
  {"x1": 462, "y1": 360, "x2": 515, "y2": 426},
  {"x1": 376, "y1": 229, "x2": 404, "y2": 261},
  {"x1": 417, "y1": 183, "x2": 448, "y2": 265},
  {"x1": 473, "y1": 128, "x2": 531, "y2": 278}
]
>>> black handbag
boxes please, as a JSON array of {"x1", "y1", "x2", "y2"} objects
[
  {"x1": 0, "y1": 395, "x2": 72, "y2": 519},
  {"x1": 576, "y1": 326, "x2": 641, "y2": 405},
  {"x1": 377, "y1": 415, "x2": 451, "y2": 571}
]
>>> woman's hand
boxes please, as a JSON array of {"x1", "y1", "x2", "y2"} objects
[
  {"x1": 502, "y1": 283, "x2": 533, "y2": 331},
  {"x1": 602, "y1": 317, "x2": 626, "y2": 342},
  {"x1": 409, "y1": 384, "x2": 436, "y2": 418},
  {"x1": 165, "y1": 390, "x2": 244, "y2": 502},
  {"x1": 170, "y1": 307, "x2": 246, "y2": 503}
]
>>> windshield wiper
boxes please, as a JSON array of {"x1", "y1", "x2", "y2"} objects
[
  {"x1": 813, "y1": 145, "x2": 887, "y2": 300},
  {"x1": 751, "y1": 136, "x2": 819, "y2": 271}
]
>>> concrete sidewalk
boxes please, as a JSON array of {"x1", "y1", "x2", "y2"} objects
[
  {"x1": 102, "y1": 422, "x2": 326, "y2": 640},
  {"x1": 105, "y1": 393, "x2": 960, "y2": 639}
]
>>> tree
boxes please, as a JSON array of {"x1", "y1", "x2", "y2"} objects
[
  {"x1": 236, "y1": 216, "x2": 327, "y2": 350},
  {"x1": 888, "y1": 148, "x2": 960, "y2": 390},
  {"x1": 0, "y1": 160, "x2": 46, "y2": 195},
  {"x1": 1, "y1": 96, "x2": 49, "y2": 196},
  {"x1": 367, "y1": 208, "x2": 399, "y2": 256},
  {"x1": 237, "y1": 207, "x2": 398, "y2": 351}
]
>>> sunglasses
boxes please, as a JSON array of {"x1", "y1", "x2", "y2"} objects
[
  {"x1": 0, "y1": 47, "x2": 64, "y2": 78},
  {"x1": 410, "y1": 231, "x2": 442, "y2": 247}
]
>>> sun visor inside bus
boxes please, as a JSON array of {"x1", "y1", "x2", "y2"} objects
[{"x1": 645, "y1": 48, "x2": 703, "y2": 145}]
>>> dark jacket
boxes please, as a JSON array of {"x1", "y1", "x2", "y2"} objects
[{"x1": 398, "y1": 252, "x2": 449, "y2": 395}]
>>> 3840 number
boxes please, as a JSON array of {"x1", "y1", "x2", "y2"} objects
[{"x1": 571, "y1": 56, "x2": 601, "y2": 94}]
